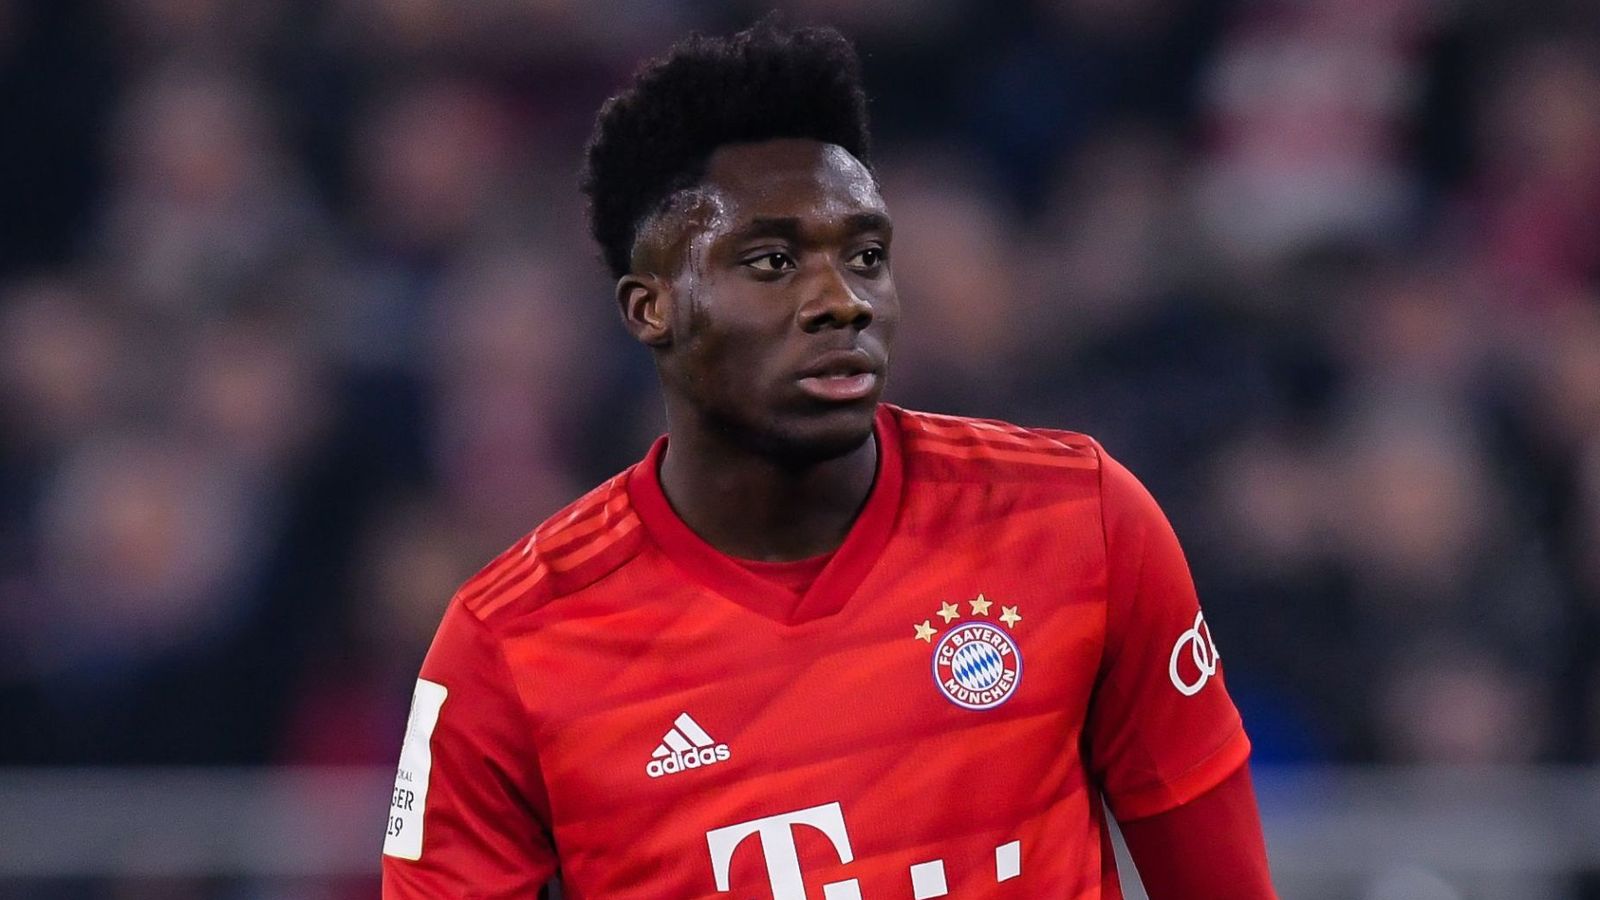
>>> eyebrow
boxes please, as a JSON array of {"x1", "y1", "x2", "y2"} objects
[{"x1": 731, "y1": 212, "x2": 892, "y2": 242}]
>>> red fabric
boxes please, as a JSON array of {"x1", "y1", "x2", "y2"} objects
[
  {"x1": 383, "y1": 405, "x2": 1255, "y2": 899},
  {"x1": 1119, "y1": 764, "x2": 1277, "y2": 899},
  {"x1": 732, "y1": 551, "x2": 836, "y2": 595},
  {"x1": 1082, "y1": 448, "x2": 1250, "y2": 821}
]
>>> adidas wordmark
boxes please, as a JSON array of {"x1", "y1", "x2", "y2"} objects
[{"x1": 647, "y1": 713, "x2": 731, "y2": 778}]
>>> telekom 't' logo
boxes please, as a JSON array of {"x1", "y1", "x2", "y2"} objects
[
  {"x1": 706, "y1": 802, "x2": 1023, "y2": 898},
  {"x1": 706, "y1": 802, "x2": 861, "y2": 900}
]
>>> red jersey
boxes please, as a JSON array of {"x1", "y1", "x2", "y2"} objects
[{"x1": 382, "y1": 405, "x2": 1250, "y2": 899}]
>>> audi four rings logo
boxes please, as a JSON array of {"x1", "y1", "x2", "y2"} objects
[{"x1": 1168, "y1": 610, "x2": 1220, "y2": 696}]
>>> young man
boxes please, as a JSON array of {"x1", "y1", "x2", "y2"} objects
[{"x1": 382, "y1": 23, "x2": 1275, "y2": 900}]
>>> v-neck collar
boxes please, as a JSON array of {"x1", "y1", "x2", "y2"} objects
[{"x1": 627, "y1": 405, "x2": 904, "y2": 626}]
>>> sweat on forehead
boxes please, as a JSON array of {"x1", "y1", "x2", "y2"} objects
[
  {"x1": 629, "y1": 187, "x2": 727, "y2": 276},
  {"x1": 628, "y1": 140, "x2": 882, "y2": 273}
]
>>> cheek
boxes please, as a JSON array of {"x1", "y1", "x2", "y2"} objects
[
  {"x1": 680, "y1": 296, "x2": 784, "y2": 388},
  {"x1": 879, "y1": 286, "x2": 902, "y2": 321},
  {"x1": 687, "y1": 281, "x2": 793, "y2": 344},
  {"x1": 871, "y1": 285, "x2": 901, "y2": 336}
]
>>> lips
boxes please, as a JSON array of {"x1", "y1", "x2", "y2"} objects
[{"x1": 795, "y1": 349, "x2": 883, "y2": 403}]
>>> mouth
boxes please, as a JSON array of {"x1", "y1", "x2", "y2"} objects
[{"x1": 795, "y1": 350, "x2": 883, "y2": 403}]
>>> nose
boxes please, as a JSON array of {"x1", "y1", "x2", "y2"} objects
[{"x1": 798, "y1": 264, "x2": 873, "y2": 332}]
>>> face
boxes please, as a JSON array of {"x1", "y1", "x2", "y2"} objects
[{"x1": 621, "y1": 138, "x2": 898, "y2": 462}]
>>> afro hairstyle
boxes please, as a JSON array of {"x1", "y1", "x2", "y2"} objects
[{"x1": 581, "y1": 21, "x2": 873, "y2": 280}]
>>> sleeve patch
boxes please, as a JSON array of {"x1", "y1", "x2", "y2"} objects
[
  {"x1": 1168, "y1": 610, "x2": 1221, "y2": 697},
  {"x1": 383, "y1": 678, "x2": 449, "y2": 860}
]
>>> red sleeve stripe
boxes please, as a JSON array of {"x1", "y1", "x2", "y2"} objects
[
  {"x1": 547, "y1": 513, "x2": 642, "y2": 573},
  {"x1": 908, "y1": 431, "x2": 1085, "y2": 458},
  {"x1": 900, "y1": 410, "x2": 1098, "y2": 468},
  {"x1": 905, "y1": 435, "x2": 1099, "y2": 470},
  {"x1": 531, "y1": 479, "x2": 626, "y2": 547},
  {"x1": 463, "y1": 544, "x2": 548, "y2": 604},
  {"x1": 468, "y1": 561, "x2": 549, "y2": 619},
  {"x1": 461, "y1": 553, "x2": 542, "y2": 607},
  {"x1": 461, "y1": 483, "x2": 630, "y2": 605},
  {"x1": 535, "y1": 491, "x2": 633, "y2": 555},
  {"x1": 909, "y1": 412, "x2": 1080, "y2": 449},
  {"x1": 467, "y1": 512, "x2": 643, "y2": 619},
  {"x1": 912, "y1": 413, "x2": 1031, "y2": 440}
]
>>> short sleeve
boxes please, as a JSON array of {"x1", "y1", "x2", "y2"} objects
[
  {"x1": 1085, "y1": 447, "x2": 1251, "y2": 822},
  {"x1": 381, "y1": 598, "x2": 558, "y2": 898}
]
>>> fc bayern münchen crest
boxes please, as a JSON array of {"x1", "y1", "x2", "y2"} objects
[{"x1": 913, "y1": 594, "x2": 1024, "y2": 710}]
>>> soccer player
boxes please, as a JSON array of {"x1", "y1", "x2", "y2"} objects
[{"x1": 382, "y1": 22, "x2": 1275, "y2": 900}]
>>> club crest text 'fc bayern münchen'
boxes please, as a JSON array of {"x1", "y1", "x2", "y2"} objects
[{"x1": 914, "y1": 594, "x2": 1023, "y2": 710}]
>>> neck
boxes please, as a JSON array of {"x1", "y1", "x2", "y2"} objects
[{"x1": 657, "y1": 411, "x2": 879, "y2": 562}]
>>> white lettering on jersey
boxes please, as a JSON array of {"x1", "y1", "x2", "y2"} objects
[
  {"x1": 706, "y1": 802, "x2": 859, "y2": 900},
  {"x1": 996, "y1": 840, "x2": 1021, "y2": 881},
  {"x1": 383, "y1": 678, "x2": 448, "y2": 860},
  {"x1": 706, "y1": 802, "x2": 1023, "y2": 897},
  {"x1": 1169, "y1": 610, "x2": 1220, "y2": 696},
  {"x1": 647, "y1": 712, "x2": 732, "y2": 778},
  {"x1": 909, "y1": 860, "x2": 948, "y2": 898}
]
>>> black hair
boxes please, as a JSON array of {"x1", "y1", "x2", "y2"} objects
[{"x1": 581, "y1": 21, "x2": 873, "y2": 279}]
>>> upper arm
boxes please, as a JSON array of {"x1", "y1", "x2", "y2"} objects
[
  {"x1": 382, "y1": 600, "x2": 558, "y2": 899},
  {"x1": 1084, "y1": 446, "x2": 1252, "y2": 821}
]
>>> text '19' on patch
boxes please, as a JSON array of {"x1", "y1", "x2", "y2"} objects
[{"x1": 383, "y1": 678, "x2": 448, "y2": 860}]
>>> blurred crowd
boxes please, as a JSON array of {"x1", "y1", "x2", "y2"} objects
[{"x1": 2, "y1": 0, "x2": 1599, "y2": 787}]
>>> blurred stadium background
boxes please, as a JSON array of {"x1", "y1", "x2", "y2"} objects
[{"x1": 2, "y1": 0, "x2": 1599, "y2": 897}]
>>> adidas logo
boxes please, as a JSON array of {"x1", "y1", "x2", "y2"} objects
[{"x1": 646, "y1": 713, "x2": 731, "y2": 779}]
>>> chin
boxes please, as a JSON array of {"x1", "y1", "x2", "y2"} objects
[
  {"x1": 763, "y1": 403, "x2": 878, "y2": 465},
  {"x1": 719, "y1": 401, "x2": 877, "y2": 466}
]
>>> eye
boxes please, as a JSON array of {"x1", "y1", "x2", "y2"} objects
[
  {"x1": 847, "y1": 246, "x2": 887, "y2": 270},
  {"x1": 745, "y1": 252, "x2": 795, "y2": 272}
]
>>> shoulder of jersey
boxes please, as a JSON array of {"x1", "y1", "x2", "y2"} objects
[
  {"x1": 892, "y1": 406, "x2": 1102, "y2": 482},
  {"x1": 456, "y1": 471, "x2": 645, "y2": 624}
]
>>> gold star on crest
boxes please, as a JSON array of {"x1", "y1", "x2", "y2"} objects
[
  {"x1": 936, "y1": 601, "x2": 960, "y2": 624},
  {"x1": 999, "y1": 606, "x2": 1022, "y2": 628},
  {"x1": 914, "y1": 620, "x2": 937, "y2": 642},
  {"x1": 969, "y1": 594, "x2": 993, "y2": 616}
]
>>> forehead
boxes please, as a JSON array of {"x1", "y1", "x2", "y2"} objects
[{"x1": 697, "y1": 139, "x2": 885, "y2": 230}]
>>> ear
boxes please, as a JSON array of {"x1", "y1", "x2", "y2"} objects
[{"x1": 617, "y1": 273, "x2": 674, "y2": 347}]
